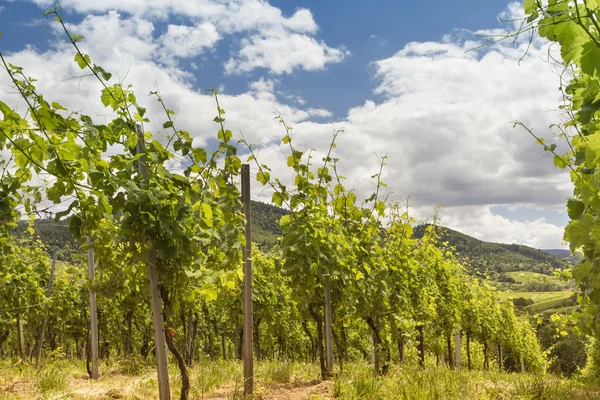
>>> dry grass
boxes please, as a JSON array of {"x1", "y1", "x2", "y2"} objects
[{"x1": 0, "y1": 359, "x2": 598, "y2": 400}]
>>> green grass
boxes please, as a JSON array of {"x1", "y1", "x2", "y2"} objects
[
  {"x1": 332, "y1": 362, "x2": 596, "y2": 400},
  {"x1": 498, "y1": 290, "x2": 574, "y2": 314},
  {"x1": 526, "y1": 297, "x2": 573, "y2": 313},
  {"x1": 544, "y1": 306, "x2": 577, "y2": 315},
  {"x1": 498, "y1": 291, "x2": 571, "y2": 302},
  {"x1": 505, "y1": 271, "x2": 565, "y2": 285},
  {"x1": 498, "y1": 271, "x2": 576, "y2": 315}
]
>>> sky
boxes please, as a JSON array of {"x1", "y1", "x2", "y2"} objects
[{"x1": 0, "y1": 0, "x2": 573, "y2": 249}]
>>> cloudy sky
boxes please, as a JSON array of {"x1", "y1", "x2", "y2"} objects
[{"x1": 0, "y1": 0, "x2": 572, "y2": 249}]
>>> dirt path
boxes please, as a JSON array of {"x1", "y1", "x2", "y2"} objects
[{"x1": 205, "y1": 380, "x2": 333, "y2": 400}]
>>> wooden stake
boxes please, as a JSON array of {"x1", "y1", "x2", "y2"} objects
[
  {"x1": 497, "y1": 343, "x2": 503, "y2": 371},
  {"x1": 371, "y1": 334, "x2": 379, "y2": 374},
  {"x1": 520, "y1": 355, "x2": 525, "y2": 372},
  {"x1": 35, "y1": 247, "x2": 58, "y2": 367},
  {"x1": 136, "y1": 123, "x2": 171, "y2": 400},
  {"x1": 454, "y1": 328, "x2": 461, "y2": 369},
  {"x1": 324, "y1": 279, "x2": 333, "y2": 375},
  {"x1": 87, "y1": 237, "x2": 99, "y2": 379},
  {"x1": 16, "y1": 314, "x2": 25, "y2": 363},
  {"x1": 241, "y1": 164, "x2": 254, "y2": 396}
]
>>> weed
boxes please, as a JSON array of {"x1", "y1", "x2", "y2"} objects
[{"x1": 36, "y1": 363, "x2": 69, "y2": 395}]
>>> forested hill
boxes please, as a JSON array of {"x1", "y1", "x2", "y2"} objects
[
  {"x1": 14, "y1": 200, "x2": 289, "y2": 260},
  {"x1": 15, "y1": 204, "x2": 570, "y2": 278},
  {"x1": 250, "y1": 200, "x2": 290, "y2": 248},
  {"x1": 413, "y1": 225, "x2": 571, "y2": 277}
]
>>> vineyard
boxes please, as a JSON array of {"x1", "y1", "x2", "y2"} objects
[{"x1": 2, "y1": 1, "x2": 600, "y2": 399}]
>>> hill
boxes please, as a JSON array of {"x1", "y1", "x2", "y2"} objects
[
  {"x1": 543, "y1": 249, "x2": 571, "y2": 258},
  {"x1": 413, "y1": 225, "x2": 571, "y2": 278},
  {"x1": 543, "y1": 249, "x2": 580, "y2": 264},
  {"x1": 14, "y1": 206, "x2": 571, "y2": 280},
  {"x1": 13, "y1": 200, "x2": 287, "y2": 260},
  {"x1": 250, "y1": 200, "x2": 290, "y2": 248}
]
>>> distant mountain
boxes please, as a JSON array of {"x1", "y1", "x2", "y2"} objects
[
  {"x1": 542, "y1": 249, "x2": 580, "y2": 264},
  {"x1": 413, "y1": 225, "x2": 571, "y2": 278},
  {"x1": 543, "y1": 249, "x2": 571, "y2": 258}
]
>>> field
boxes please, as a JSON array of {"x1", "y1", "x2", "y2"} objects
[
  {"x1": 498, "y1": 291, "x2": 573, "y2": 313},
  {"x1": 0, "y1": 359, "x2": 598, "y2": 400},
  {"x1": 497, "y1": 271, "x2": 575, "y2": 314},
  {"x1": 498, "y1": 291, "x2": 570, "y2": 302},
  {"x1": 504, "y1": 271, "x2": 571, "y2": 288}
]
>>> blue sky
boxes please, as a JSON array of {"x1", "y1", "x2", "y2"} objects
[
  {"x1": 0, "y1": 0, "x2": 572, "y2": 248},
  {"x1": 1, "y1": 0, "x2": 517, "y2": 117}
]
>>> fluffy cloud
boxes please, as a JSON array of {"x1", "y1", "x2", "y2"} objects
[
  {"x1": 25, "y1": 0, "x2": 347, "y2": 74},
  {"x1": 434, "y1": 206, "x2": 567, "y2": 249},
  {"x1": 224, "y1": 27, "x2": 348, "y2": 75},
  {"x1": 158, "y1": 22, "x2": 220, "y2": 60}
]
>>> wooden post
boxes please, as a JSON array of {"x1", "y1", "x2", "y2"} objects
[
  {"x1": 398, "y1": 338, "x2": 405, "y2": 365},
  {"x1": 87, "y1": 237, "x2": 99, "y2": 379},
  {"x1": 324, "y1": 279, "x2": 333, "y2": 376},
  {"x1": 520, "y1": 355, "x2": 525, "y2": 372},
  {"x1": 16, "y1": 314, "x2": 25, "y2": 363},
  {"x1": 186, "y1": 309, "x2": 194, "y2": 366},
  {"x1": 417, "y1": 325, "x2": 425, "y2": 368},
  {"x1": 35, "y1": 247, "x2": 58, "y2": 367},
  {"x1": 136, "y1": 123, "x2": 171, "y2": 400},
  {"x1": 371, "y1": 334, "x2": 379, "y2": 374},
  {"x1": 241, "y1": 164, "x2": 254, "y2": 396},
  {"x1": 466, "y1": 331, "x2": 472, "y2": 371},
  {"x1": 497, "y1": 343, "x2": 503, "y2": 371},
  {"x1": 454, "y1": 328, "x2": 461, "y2": 369}
]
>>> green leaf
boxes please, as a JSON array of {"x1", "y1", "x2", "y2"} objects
[
  {"x1": 287, "y1": 155, "x2": 296, "y2": 167},
  {"x1": 217, "y1": 129, "x2": 232, "y2": 142},
  {"x1": 256, "y1": 171, "x2": 269, "y2": 185},
  {"x1": 74, "y1": 53, "x2": 91, "y2": 70},
  {"x1": 523, "y1": 0, "x2": 536, "y2": 14},
  {"x1": 52, "y1": 102, "x2": 67, "y2": 111},
  {"x1": 553, "y1": 154, "x2": 570, "y2": 168},
  {"x1": 201, "y1": 203, "x2": 213, "y2": 227},
  {"x1": 272, "y1": 192, "x2": 284, "y2": 207},
  {"x1": 564, "y1": 214, "x2": 593, "y2": 252},
  {"x1": 567, "y1": 198, "x2": 585, "y2": 220},
  {"x1": 193, "y1": 148, "x2": 207, "y2": 164}
]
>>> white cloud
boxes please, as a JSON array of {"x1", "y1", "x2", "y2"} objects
[
  {"x1": 224, "y1": 27, "x2": 348, "y2": 75},
  {"x1": 435, "y1": 206, "x2": 566, "y2": 249},
  {"x1": 26, "y1": 0, "x2": 346, "y2": 75},
  {"x1": 306, "y1": 108, "x2": 332, "y2": 118},
  {"x1": 158, "y1": 22, "x2": 220, "y2": 60},
  {"x1": 248, "y1": 77, "x2": 278, "y2": 93}
]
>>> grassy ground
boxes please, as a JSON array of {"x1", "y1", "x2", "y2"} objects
[{"x1": 0, "y1": 358, "x2": 598, "y2": 400}]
